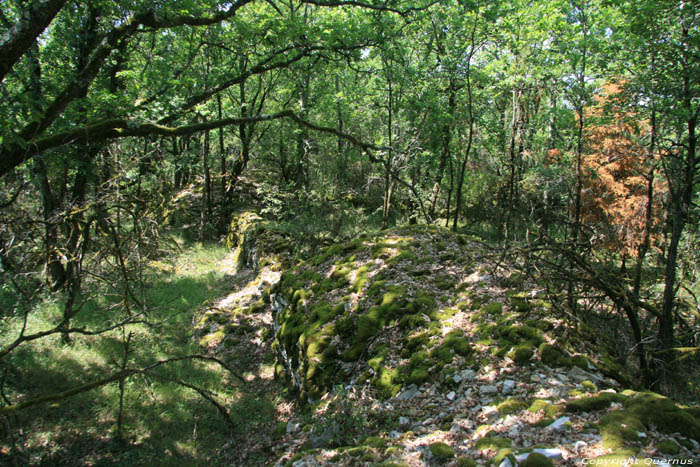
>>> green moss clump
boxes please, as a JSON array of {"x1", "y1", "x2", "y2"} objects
[
  {"x1": 571, "y1": 354, "x2": 593, "y2": 369},
  {"x1": 367, "y1": 279, "x2": 387, "y2": 297},
  {"x1": 352, "y1": 265, "x2": 370, "y2": 292},
  {"x1": 415, "y1": 290, "x2": 437, "y2": 312},
  {"x1": 429, "y1": 442, "x2": 455, "y2": 461},
  {"x1": 407, "y1": 368, "x2": 430, "y2": 385},
  {"x1": 399, "y1": 314, "x2": 424, "y2": 330},
  {"x1": 431, "y1": 345, "x2": 454, "y2": 364},
  {"x1": 528, "y1": 399, "x2": 566, "y2": 418},
  {"x1": 364, "y1": 436, "x2": 388, "y2": 449},
  {"x1": 341, "y1": 343, "x2": 364, "y2": 362},
  {"x1": 475, "y1": 436, "x2": 512, "y2": 450},
  {"x1": 356, "y1": 311, "x2": 380, "y2": 341},
  {"x1": 406, "y1": 332, "x2": 430, "y2": 352},
  {"x1": 598, "y1": 409, "x2": 646, "y2": 449},
  {"x1": 523, "y1": 452, "x2": 554, "y2": 467},
  {"x1": 539, "y1": 343, "x2": 568, "y2": 367},
  {"x1": 484, "y1": 302, "x2": 503, "y2": 315},
  {"x1": 335, "y1": 315, "x2": 354, "y2": 337},
  {"x1": 656, "y1": 439, "x2": 680, "y2": 455},
  {"x1": 444, "y1": 331, "x2": 472, "y2": 356},
  {"x1": 582, "y1": 380, "x2": 597, "y2": 392},
  {"x1": 497, "y1": 398, "x2": 527, "y2": 415},
  {"x1": 375, "y1": 366, "x2": 401, "y2": 398},
  {"x1": 508, "y1": 344, "x2": 534, "y2": 365},
  {"x1": 456, "y1": 458, "x2": 477, "y2": 467},
  {"x1": 565, "y1": 392, "x2": 628, "y2": 412}
]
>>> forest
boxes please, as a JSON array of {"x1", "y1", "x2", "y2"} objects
[{"x1": 0, "y1": 0, "x2": 699, "y2": 465}]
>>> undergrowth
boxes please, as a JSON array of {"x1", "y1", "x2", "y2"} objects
[{"x1": 0, "y1": 240, "x2": 279, "y2": 466}]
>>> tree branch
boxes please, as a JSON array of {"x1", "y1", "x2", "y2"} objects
[{"x1": 0, "y1": 0, "x2": 68, "y2": 83}]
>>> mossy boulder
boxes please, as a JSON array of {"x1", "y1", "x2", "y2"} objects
[
  {"x1": 539, "y1": 343, "x2": 569, "y2": 367},
  {"x1": 497, "y1": 398, "x2": 527, "y2": 415},
  {"x1": 656, "y1": 439, "x2": 680, "y2": 455},
  {"x1": 523, "y1": 452, "x2": 554, "y2": 467},
  {"x1": 429, "y1": 442, "x2": 455, "y2": 461},
  {"x1": 508, "y1": 344, "x2": 534, "y2": 365}
]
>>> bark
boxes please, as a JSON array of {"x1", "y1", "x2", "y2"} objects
[
  {"x1": 659, "y1": 16, "x2": 697, "y2": 375},
  {"x1": 0, "y1": 0, "x2": 68, "y2": 83}
]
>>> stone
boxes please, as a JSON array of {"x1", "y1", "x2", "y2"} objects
[
  {"x1": 546, "y1": 416, "x2": 570, "y2": 431},
  {"x1": 502, "y1": 379, "x2": 516, "y2": 395},
  {"x1": 447, "y1": 391, "x2": 456, "y2": 401},
  {"x1": 453, "y1": 373, "x2": 463, "y2": 384},
  {"x1": 499, "y1": 456, "x2": 515, "y2": 467},
  {"x1": 396, "y1": 384, "x2": 421, "y2": 401},
  {"x1": 461, "y1": 369, "x2": 477, "y2": 380},
  {"x1": 399, "y1": 416, "x2": 410, "y2": 427},
  {"x1": 480, "y1": 384, "x2": 498, "y2": 395},
  {"x1": 569, "y1": 366, "x2": 605, "y2": 385},
  {"x1": 286, "y1": 421, "x2": 301, "y2": 434}
]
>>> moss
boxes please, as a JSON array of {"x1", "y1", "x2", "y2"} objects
[
  {"x1": 528, "y1": 400, "x2": 565, "y2": 418},
  {"x1": 508, "y1": 344, "x2": 534, "y2": 365},
  {"x1": 431, "y1": 345, "x2": 454, "y2": 364},
  {"x1": 415, "y1": 290, "x2": 437, "y2": 312},
  {"x1": 399, "y1": 314, "x2": 424, "y2": 330},
  {"x1": 623, "y1": 391, "x2": 700, "y2": 441},
  {"x1": 582, "y1": 380, "x2": 597, "y2": 392},
  {"x1": 493, "y1": 449, "x2": 515, "y2": 465},
  {"x1": 475, "y1": 436, "x2": 512, "y2": 450},
  {"x1": 356, "y1": 311, "x2": 380, "y2": 341},
  {"x1": 484, "y1": 302, "x2": 503, "y2": 315},
  {"x1": 335, "y1": 315, "x2": 355, "y2": 338},
  {"x1": 539, "y1": 343, "x2": 568, "y2": 367},
  {"x1": 522, "y1": 452, "x2": 554, "y2": 467},
  {"x1": 510, "y1": 293, "x2": 531, "y2": 312},
  {"x1": 409, "y1": 350, "x2": 430, "y2": 369},
  {"x1": 656, "y1": 439, "x2": 680, "y2": 455},
  {"x1": 375, "y1": 366, "x2": 401, "y2": 398},
  {"x1": 598, "y1": 410, "x2": 646, "y2": 450},
  {"x1": 533, "y1": 417, "x2": 554, "y2": 427},
  {"x1": 444, "y1": 332, "x2": 472, "y2": 357},
  {"x1": 406, "y1": 332, "x2": 430, "y2": 352},
  {"x1": 497, "y1": 398, "x2": 527, "y2": 415},
  {"x1": 571, "y1": 354, "x2": 593, "y2": 369},
  {"x1": 368, "y1": 354, "x2": 385, "y2": 372},
  {"x1": 436, "y1": 275, "x2": 456, "y2": 291},
  {"x1": 407, "y1": 368, "x2": 430, "y2": 385},
  {"x1": 364, "y1": 436, "x2": 389, "y2": 449},
  {"x1": 341, "y1": 343, "x2": 364, "y2": 362},
  {"x1": 428, "y1": 442, "x2": 455, "y2": 461},
  {"x1": 565, "y1": 392, "x2": 628, "y2": 412},
  {"x1": 456, "y1": 458, "x2": 477, "y2": 467}
]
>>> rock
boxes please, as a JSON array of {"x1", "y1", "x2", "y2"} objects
[
  {"x1": 309, "y1": 422, "x2": 341, "y2": 448},
  {"x1": 447, "y1": 391, "x2": 456, "y2": 401},
  {"x1": 508, "y1": 425, "x2": 520, "y2": 437},
  {"x1": 461, "y1": 369, "x2": 477, "y2": 380},
  {"x1": 453, "y1": 373, "x2": 463, "y2": 384},
  {"x1": 480, "y1": 384, "x2": 498, "y2": 395},
  {"x1": 499, "y1": 456, "x2": 515, "y2": 467},
  {"x1": 546, "y1": 416, "x2": 570, "y2": 431},
  {"x1": 286, "y1": 421, "x2": 301, "y2": 434},
  {"x1": 399, "y1": 416, "x2": 410, "y2": 427},
  {"x1": 502, "y1": 379, "x2": 516, "y2": 395},
  {"x1": 396, "y1": 384, "x2": 421, "y2": 400},
  {"x1": 390, "y1": 430, "x2": 402, "y2": 439},
  {"x1": 464, "y1": 388, "x2": 473, "y2": 397},
  {"x1": 569, "y1": 366, "x2": 605, "y2": 385}
]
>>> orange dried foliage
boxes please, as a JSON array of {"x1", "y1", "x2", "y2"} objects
[{"x1": 581, "y1": 81, "x2": 666, "y2": 257}]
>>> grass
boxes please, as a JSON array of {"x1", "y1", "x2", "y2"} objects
[{"x1": 0, "y1": 239, "x2": 283, "y2": 466}]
